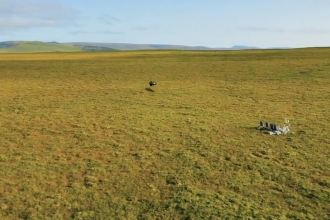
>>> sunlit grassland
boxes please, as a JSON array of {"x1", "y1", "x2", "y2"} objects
[{"x1": 0, "y1": 49, "x2": 329, "y2": 219}]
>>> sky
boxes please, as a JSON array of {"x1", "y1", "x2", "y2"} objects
[{"x1": 1, "y1": 0, "x2": 330, "y2": 48}]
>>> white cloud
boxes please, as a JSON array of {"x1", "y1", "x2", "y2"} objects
[
  {"x1": 238, "y1": 26, "x2": 330, "y2": 35},
  {"x1": 70, "y1": 30, "x2": 124, "y2": 35},
  {"x1": 0, "y1": 0, "x2": 79, "y2": 30},
  {"x1": 238, "y1": 27, "x2": 285, "y2": 33}
]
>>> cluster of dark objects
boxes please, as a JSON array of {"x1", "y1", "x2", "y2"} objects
[{"x1": 258, "y1": 121, "x2": 280, "y2": 131}]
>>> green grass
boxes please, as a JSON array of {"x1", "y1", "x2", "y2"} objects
[{"x1": 0, "y1": 49, "x2": 329, "y2": 219}]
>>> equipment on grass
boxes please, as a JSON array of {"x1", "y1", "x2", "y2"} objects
[{"x1": 257, "y1": 118, "x2": 291, "y2": 135}]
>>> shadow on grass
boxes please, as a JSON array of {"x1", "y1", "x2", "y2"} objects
[
  {"x1": 246, "y1": 126, "x2": 259, "y2": 130},
  {"x1": 145, "y1": 87, "x2": 155, "y2": 92},
  {"x1": 246, "y1": 126, "x2": 271, "y2": 135}
]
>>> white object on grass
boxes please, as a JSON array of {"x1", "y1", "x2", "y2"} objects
[{"x1": 259, "y1": 118, "x2": 291, "y2": 135}]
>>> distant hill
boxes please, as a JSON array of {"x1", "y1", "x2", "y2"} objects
[
  {"x1": 0, "y1": 41, "x2": 217, "y2": 52},
  {"x1": 66, "y1": 42, "x2": 155, "y2": 51},
  {"x1": 0, "y1": 41, "x2": 83, "y2": 52},
  {"x1": 0, "y1": 41, "x2": 291, "y2": 53},
  {"x1": 230, "y1": 45, "x2": 260, "y2": 50},
  {"x1": 65, "y1": 42, "x2": 213, "y2": 51},
  {"x1": 0, "y1": 41, "x2": 17, "y2": 49},
  {"x1": 81, "y1": 46, "x2": 118, "y2": 51}
]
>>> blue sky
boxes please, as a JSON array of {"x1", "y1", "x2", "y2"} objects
[{"x1": 1, "y1": 0, "x2": 330, "y2": 48}]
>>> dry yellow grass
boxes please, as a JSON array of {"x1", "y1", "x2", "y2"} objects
[{"x1": 0, "y1": 49, "x2": 329, "y2": 219}]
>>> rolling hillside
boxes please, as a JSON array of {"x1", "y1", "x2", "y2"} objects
[
  {"x1": 0, "y1": 41, "x2": 83, "y2": 53},
  {"x1": 64, "y1": 42, "x2": 215, "y2": 51},
  {"x1": 0, "y1": 41, "x2": 266, "y2": 53}
]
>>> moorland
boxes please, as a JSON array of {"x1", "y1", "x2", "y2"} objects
[{"x1": 0, "y1": 49, "x2": 329, "y2": 219}]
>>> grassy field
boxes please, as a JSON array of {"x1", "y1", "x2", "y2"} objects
[{"x1": 0, "y1": 49, "x2": 329, "y2": 219}]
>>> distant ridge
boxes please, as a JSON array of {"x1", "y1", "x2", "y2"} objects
[
  {"x1": 0, "y1": 41, "x2": 82, "y2": 52},
  {"x1": 65, "y1": 42, "x2": 214, "y2": 51},
  {"x1": 230, "y1": 45, "x2": 259, "y2": 50},
  {"x1": 0, "y1": 41, "x2": 291, "y2": 53}
]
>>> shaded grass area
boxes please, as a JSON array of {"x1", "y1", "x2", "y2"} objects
[{"x1": 0, "y1": 49, "x2": 329, "y2": 219}]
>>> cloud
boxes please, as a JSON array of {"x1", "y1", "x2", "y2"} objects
[
  {"x1": 0, "y1": 0, "x2": 79, "y2": 30},
  {"x1": 133, "y1": 26, "x2": 148, "y2": 31},
  {"x1": 238, "y1": 26, "x2": 285, "y2": 33},
  {"x1": 70, "y1": 30, "x2": 90, "y2": 35},
  {"x1": 295, "y1": 27, "x2": 330, "y2": 34},
  {"x1": 132, "y1": 24, "x2": 162, "y2": 31},
  {"x1": 70, "y1": 30, "x2": 124, "y2": 35},
  {"x1": 238, "y1": 26, "x2": 330, "y2": 35},
  {"x1": 0, "y1": 18, "x2": 60, "y2": 29},
  {"x1": 97, "y1": 30, "x2": 123, "y2": 35},
  {"x1": 98, "y1": 14, "x2": 121, "y2": 25}
]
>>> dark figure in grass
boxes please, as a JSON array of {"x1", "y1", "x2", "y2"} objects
[{"x1": 149, "y1": 81, "x2": 157, "y2": 87}]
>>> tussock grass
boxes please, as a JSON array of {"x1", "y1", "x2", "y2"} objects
[{"x1": 0, "y1": 49, "x2": 329, "y2": 219}]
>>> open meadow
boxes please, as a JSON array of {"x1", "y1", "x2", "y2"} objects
[{"x1": 0, "y1": 49, "x2": 329, "y2": 219}]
